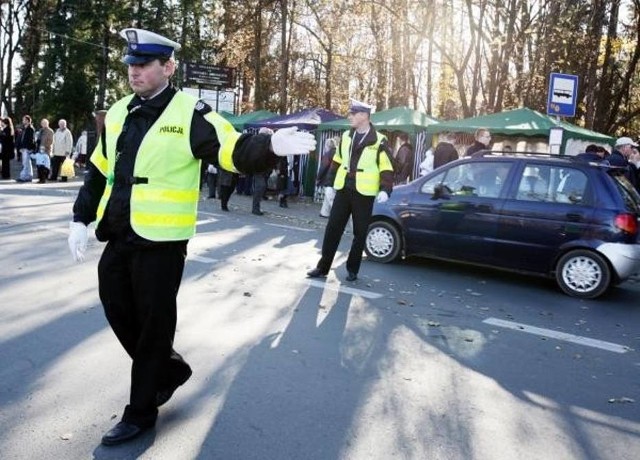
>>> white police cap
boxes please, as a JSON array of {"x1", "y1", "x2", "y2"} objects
[
  {"x1": 348, "y1": 98, "x2": 374, "y2": 114},
  {"x1": 119, "y1": 28, "x2": 181, "y2": 65}
]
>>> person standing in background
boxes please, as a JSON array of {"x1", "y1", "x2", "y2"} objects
[
  {"x1": 1, "y1": 117, "x2": 16, "y2": 179},
  {"x1": 433, "y1": 137, "x2": 459, "y2": 169},
  {"x1": 16, "y1": 115, "x2": 36, "y2": 182},
  {"x1": 218, "y1": 168, "x2": 237, "y2": 211},
  {"x1": 465, "y1": 128, "x2": 491, "y2": 157},
  {"x1": 206, "y1": 163, "x2": 218, "y2": 199},
  {"x1": 73, "y1": 130, "x2": 88, "y2": 168},
  {"x1": 317, "y1": 137, "x2": 337, "y2": 217},
  {"x1": 39, "y1": 118, "x2": 55, "y2": 157},
  {"x1": 50, "y1": 119, "x2": 74, "y2": 181},
  {"x1": 393, "y1": 132, "x2": 413, "y2": 184}
]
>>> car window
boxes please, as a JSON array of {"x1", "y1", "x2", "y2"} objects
[
  {"x1": 612, "y1": 174, "x2": 640, "y2": 213},
  {"x1": 421, "y1": 162, "x2": 510, "y2": 198},
  {"x1": 515, "y1": 164, "x2": 588, "y2": 204}
]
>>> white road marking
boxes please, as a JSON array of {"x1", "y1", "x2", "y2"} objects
[
  {"x1": 195, "y1": 218, "x2": 218, "y2": 226},
  {"x1": 483, "y1": 317, "x2": 630, "y2": 354},
  {"x1": 188, "y1": 254, "x2": 219, "y2": 264},
  {"x1": 267, "y1": 223, "x2": 316, "y2": 232},
  {"x1": 305, "y1": 279, "x2": 383, "y2": 299}
]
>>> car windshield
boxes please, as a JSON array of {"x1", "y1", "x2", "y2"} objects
[{"x1": 611, "y1": 172, "x2": 640, "y2": 213}]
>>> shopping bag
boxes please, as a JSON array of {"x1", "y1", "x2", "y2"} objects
[{"x1": 61, "y1": 157, "x2": 75, "y2": 178}]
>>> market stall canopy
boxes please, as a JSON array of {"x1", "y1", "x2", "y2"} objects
[
  {"x1": 318, "y1": 106, "x2": 439, "y2": 133},
  {"x1": 224, "y1": 110, "x2": 277, "y2": 131},
  {"x1": 425, "y1": 107, "x2": 613, "y2": 145},
  {"x1": 245, "y1": 108, "x2": 344, "y2": 131}
]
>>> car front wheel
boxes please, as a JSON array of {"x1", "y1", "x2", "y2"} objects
[
  {"x1": 365, "y1": 221, "x2": 401, "y2": 263},
  {"x1": 555, "y1": 249, "x2": 611, "y2": 299}
]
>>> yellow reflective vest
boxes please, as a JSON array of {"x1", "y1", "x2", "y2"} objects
[
  {"x1": 91, "y1": 91, "x2": 240, "y2": 241},
  {"x1": 333, "y1": 130, "x2": 393, "y2": 196}
]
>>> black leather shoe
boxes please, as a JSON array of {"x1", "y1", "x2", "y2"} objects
[
  {"x1": 346, "y1": 272, "x2": 358, "y2": 282},
  {"x1": 306, "y1": 267, "x2": 327, "y2": 278},
  {"x1": 101, "y1": 421, "x2": 148, "y2": 446},
  {"x1": 252, "y1": 210, "x2": 264, "y2": 215},
  {"x1": 156, "y1": 367, "x2": 193, "y2": 407}
]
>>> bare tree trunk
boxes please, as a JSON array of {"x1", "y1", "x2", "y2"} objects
[
  {"x1": 279, "y1": 0, "x2": 288, "y2": 114},
  {"x1": 594, "y1": 0, "x2": 620, "y2": 131},
  {"x1": 254, "y1": 0, "x2": 263, "y2": 109},
  {"x1": 583, "y1": 0, "x2": 606, "y2": 128}
]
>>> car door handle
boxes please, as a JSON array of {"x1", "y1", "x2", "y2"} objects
[
  {"x1": 566, "y1": 213, "x2": 583, "y2": 221},
  {"x1": 478, "y1": 204, "x2": 493, "y2": 213}
]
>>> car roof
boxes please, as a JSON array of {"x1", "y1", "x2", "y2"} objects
[{"x1": 467, "y1": 151, "x2": 623, "y2": 171}]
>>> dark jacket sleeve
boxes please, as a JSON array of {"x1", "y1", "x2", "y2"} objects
[{"x1": 190, "y1": 108, "x2": 278, "y2": 174}]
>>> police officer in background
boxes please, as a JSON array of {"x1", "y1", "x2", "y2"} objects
[
  {"x1": 307, "y1": 99, "x2": 393, "y2": 282},
  {"x1": 68, "y1": 28, "x2": 315, "y2": 446}
]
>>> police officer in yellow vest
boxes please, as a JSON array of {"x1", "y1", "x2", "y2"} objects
[
  {"x1": 307, "y1": 99, "x2": 393, "y2": 282},
  {"x1": 67, "y1": 29, "x2": 315, "y2": 446}
]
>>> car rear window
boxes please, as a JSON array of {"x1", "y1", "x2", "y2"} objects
[{"x1": 611, "y1": 173, "x2": 640, "y2": 213}]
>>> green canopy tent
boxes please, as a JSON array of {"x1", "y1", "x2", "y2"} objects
[
  {"x1": 317, "y1": 106, "x2": 440, "y2": 181},
  {"x1": 425, "y1": 107, "x2": 614, "y2": 155},
  {"x1": 225, "y1": 109, "x2": 277, "y2": 131}
]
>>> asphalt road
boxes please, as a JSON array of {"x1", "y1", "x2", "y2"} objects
[{"x1": 1, "y1": 179, "x2": 639, "y2": 460}]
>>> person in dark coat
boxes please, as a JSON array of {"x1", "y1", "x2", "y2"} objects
[
  {"x1": 575, "y1": 144, "x2": 609, "y2": 163},
  {"x1": 0, "y1": 117, "x2": 16, "y2": 179},
  {"x1": 393, "y1": 132, "x2": 414, "y2": 184},
  {"x1": 465, "y1": 128, "x2": 491, "y2": 157},
  {"x1": 609, "y1": 137, "x2": 639, "y2": 191},
  {"x1": 16, "y1": 115, "x2": 36, "y2": 182},
  {"x1": 433, "y1": 139, "x2": 459, "y2": 169}
]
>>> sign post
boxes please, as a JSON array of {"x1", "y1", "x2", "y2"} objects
[{"x1": 547, "y1": 73, "x2": 578, "y2": 155}]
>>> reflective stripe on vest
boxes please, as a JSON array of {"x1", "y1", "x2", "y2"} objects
[
  {"x1": 93, "y1": 92, "x2": 202, "y2": 241},
  {"x1": 207, "y1": 112, "x2": 241, "y2": 173},
  {"x1": 333, "y1": 130, "x2": 391, "y2": 196}
]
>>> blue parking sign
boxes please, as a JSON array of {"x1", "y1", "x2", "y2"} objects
[{"x1": 547, "y1": 73, "x2": 578, "y2": 117}]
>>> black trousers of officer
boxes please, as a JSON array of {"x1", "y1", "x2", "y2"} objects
[
  {"x1": 98, "y1": 239, "x2": 191, "y2": 427},
  {"x1": 316, "y1": 186, "x2": 375, "y2": 275}
]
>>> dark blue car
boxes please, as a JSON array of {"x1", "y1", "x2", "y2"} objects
[{"x1": 365, "y1": 154, "x2": 640, "y2": 298}]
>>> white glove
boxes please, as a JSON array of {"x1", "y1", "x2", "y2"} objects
[
  {"x1": 68, "y1": 221, "x2": 88, "y2": 262},
  {"x1": 270, "y1": 127, "x2": 317, "y2": 156},
  {"x1": 376, "y1": 191, "x2": 389, "y2": 203}
]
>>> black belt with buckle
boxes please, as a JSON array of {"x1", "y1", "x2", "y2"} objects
[{"x1": 114, "y1": 176, "x2": 149, "y2": 185}]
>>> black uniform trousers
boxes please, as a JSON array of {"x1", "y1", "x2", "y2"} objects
[
  {"x1": 316, "y1": 187, "x2": 375, "y2": 275},
  {"x1": 97, "y1": 239, "x2": 191, "y2": 427}
]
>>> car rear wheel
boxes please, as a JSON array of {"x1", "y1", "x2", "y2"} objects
[
  {"x1": 365, "y1": 221, "x2": 401, "y2": 263},
  {"x1": 555, "y1": 249, "x2": 611, "y2": 299}
]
